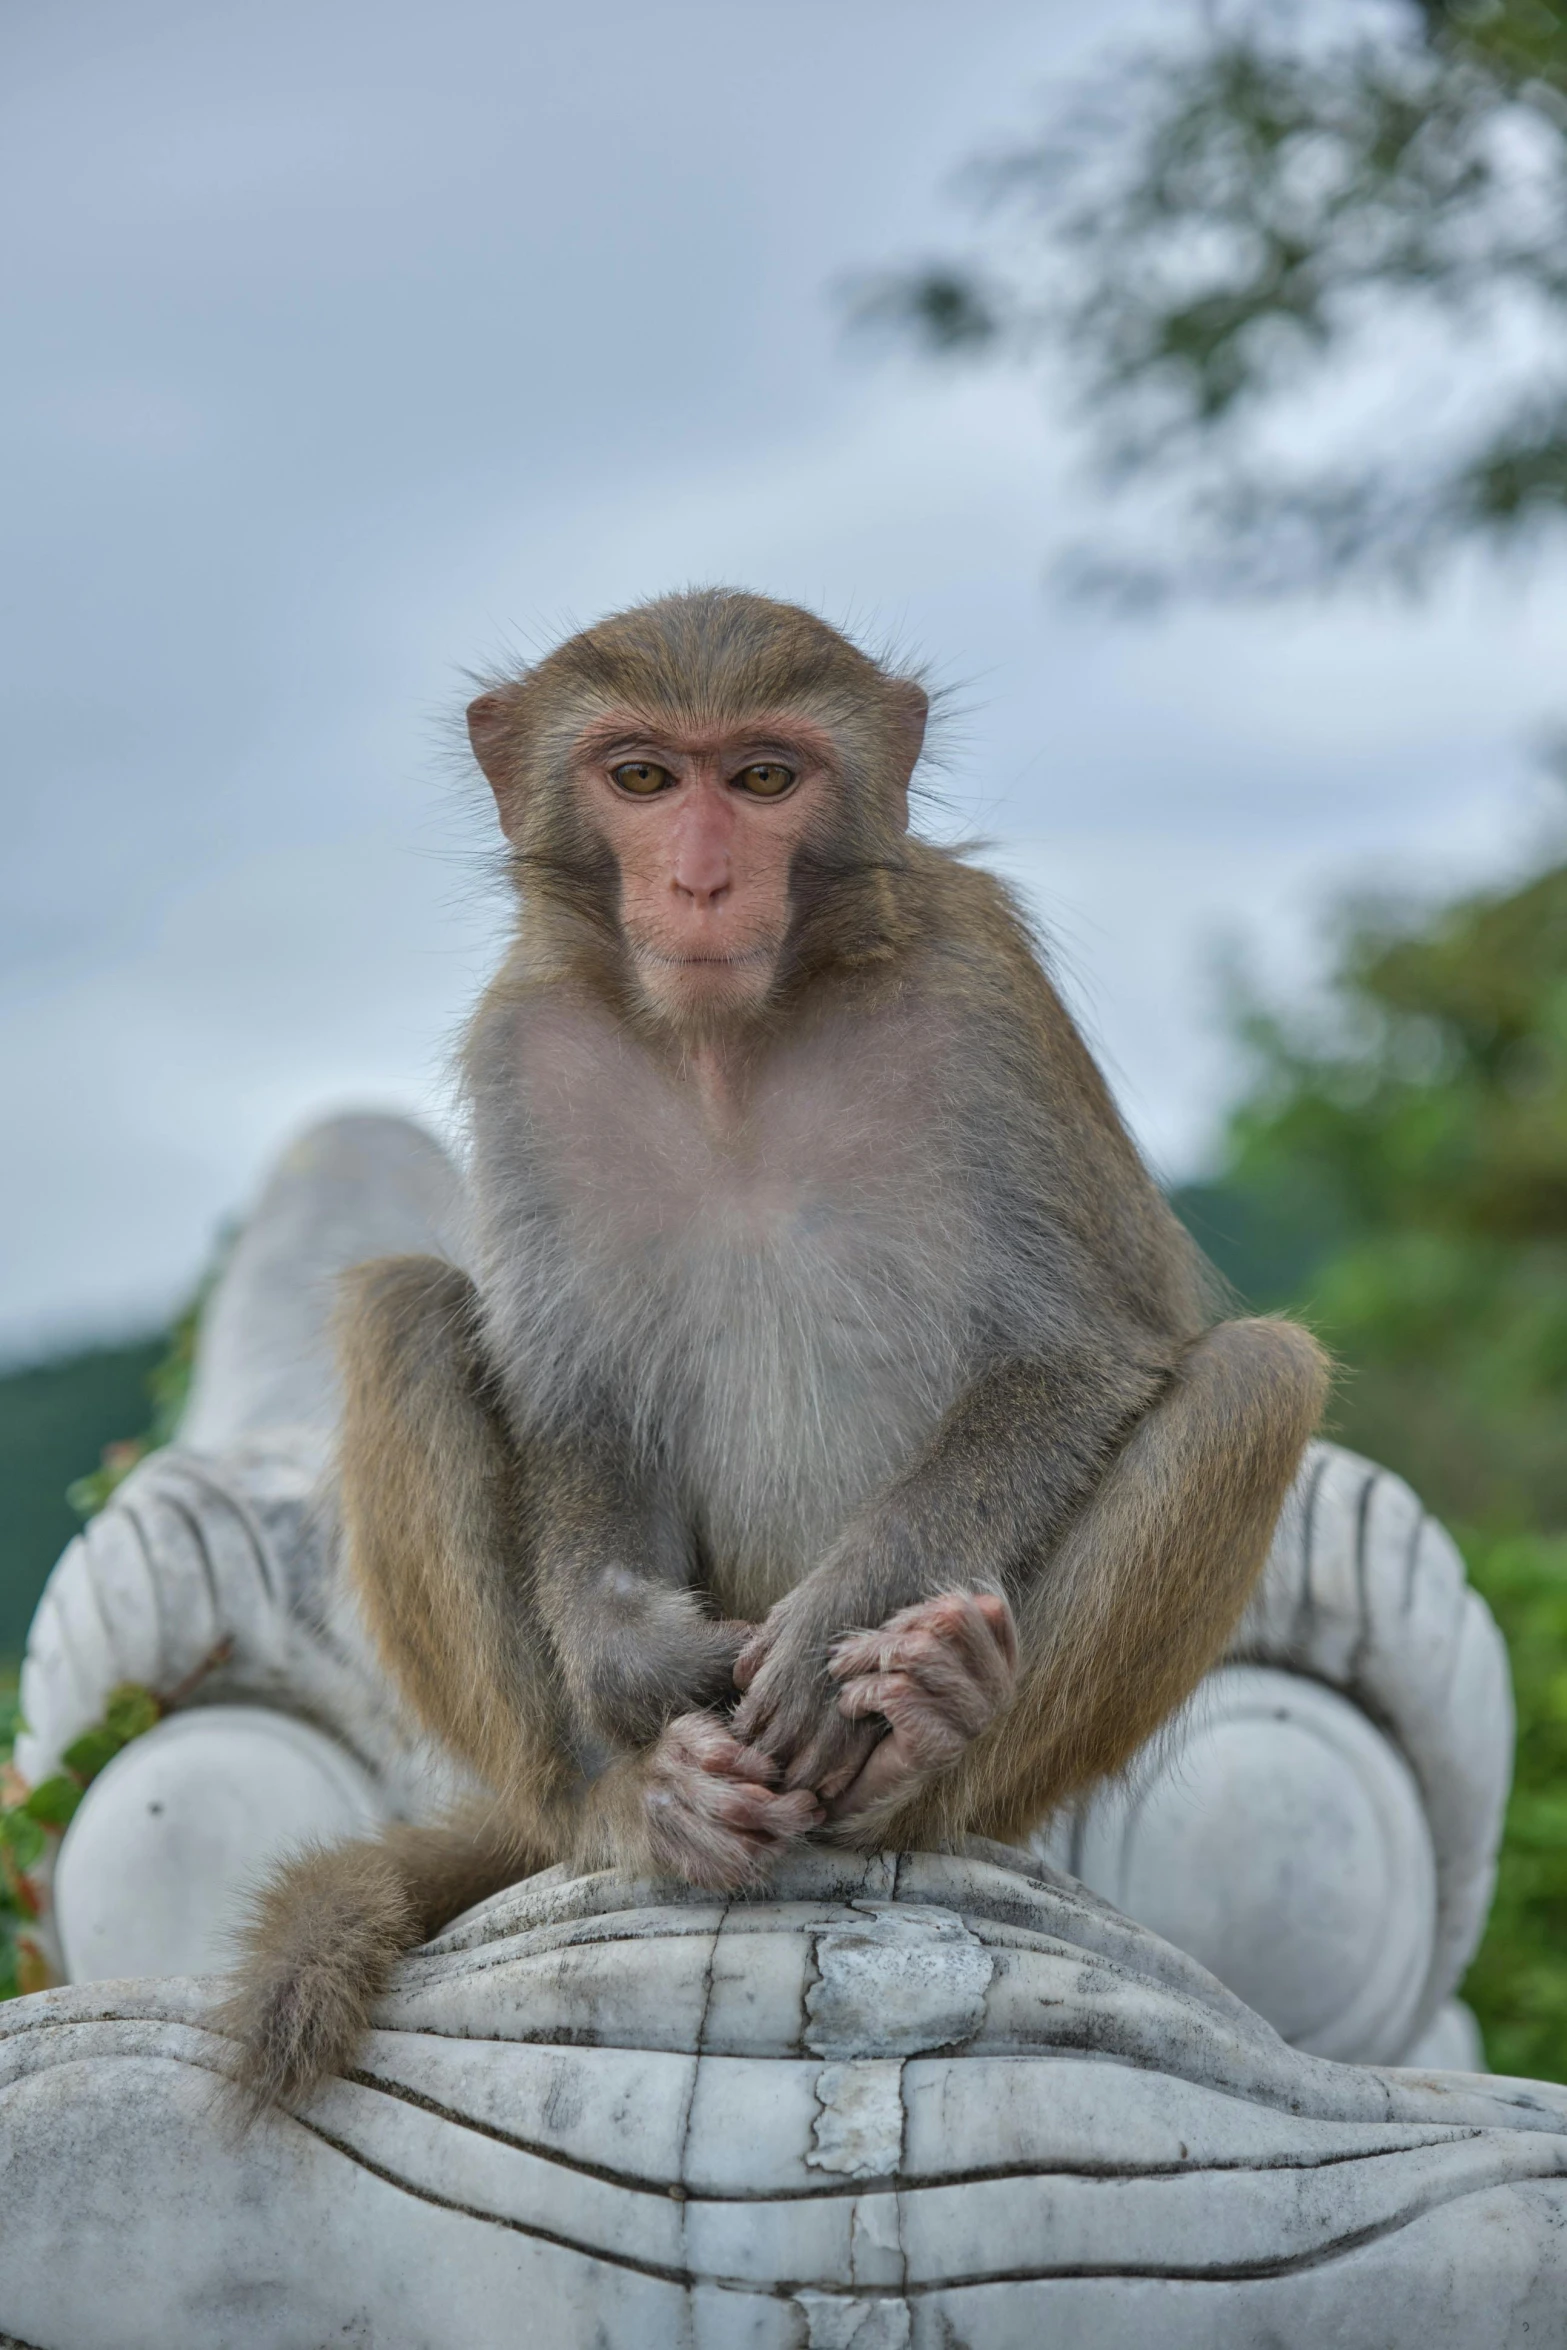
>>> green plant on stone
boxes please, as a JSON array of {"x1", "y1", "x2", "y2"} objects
[
  {"x1": 0, "y1": 1680, "x2": 160, "y2": 1998},
  {"x1": 0, "y1": 1249, "x2": 225, "y2": 1999}
]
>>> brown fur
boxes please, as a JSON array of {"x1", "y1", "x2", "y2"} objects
[{"x1": 222, "y1": 589, "x2": 1328, "y2": 2111}]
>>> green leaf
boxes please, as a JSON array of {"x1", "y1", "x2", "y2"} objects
[
  {"x1": 0, "y1": 1811, "x2": 46, "y2": 1872},
  {"x1": 60, "y1": 1727, "x2": 124, "y2": 1785},
  {"x1": 21, "y1": 1776, "x2": 81, "y2": 1829},
  {"x1": 103, "y1": 1684, "x2": 160, "y2": 1743}
]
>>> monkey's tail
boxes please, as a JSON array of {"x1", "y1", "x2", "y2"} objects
[{"x1": 215, "y1": 1811, "x2": 539, "y2": 2121}]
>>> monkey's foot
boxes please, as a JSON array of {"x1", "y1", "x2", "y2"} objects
[
  {"x1": 641, "y1": 1713, "x2": 822, "y2": 1890},
  {"x1": 823, "y1": 1589, "x2": 1019, "y2": 1822}
]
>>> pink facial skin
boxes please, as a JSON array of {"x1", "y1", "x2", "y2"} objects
[{"x1": 572, "y1": 713, "x2": 838, "y2": 1028}]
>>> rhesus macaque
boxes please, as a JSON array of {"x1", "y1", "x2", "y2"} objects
[{"x1": 223, "y1": 589, "x2": 1327, "y2": 2109}]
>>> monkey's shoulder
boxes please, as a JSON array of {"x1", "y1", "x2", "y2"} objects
[{"x1": 906, "y1": 848, "x2": 1122, "y2": 1097}]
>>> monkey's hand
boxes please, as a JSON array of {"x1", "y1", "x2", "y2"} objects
[
  {"x1": 824, "y1": 1590, "x2": 1018, "y2": 1823},
  {"x1": 730, "y1": 1586, "x2": 878, "y2": 1796},
  {"x1": 637, "y1": 1712, "x2": 823, "y2": 1891},
  {"x1": 732, "y1": 1588, "x2": 1017, "y2": 1820}
]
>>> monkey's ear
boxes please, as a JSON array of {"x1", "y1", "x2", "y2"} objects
[
  {"x1": 884, "y1": 679, "x2": 928, "y2": 827},
  {"x1": 467, "y1": 692, "x2": 523, "y2": 836}
]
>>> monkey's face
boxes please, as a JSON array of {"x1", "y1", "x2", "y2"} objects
[{"x1": 570, "y1": 713, "x2": 835, "y2": 1028}]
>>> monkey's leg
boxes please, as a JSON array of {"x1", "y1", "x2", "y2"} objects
[
  {"x1": 856, "y1": 1316, "x2": 1329, "y2": 1850},
  {"x1": 338, "y1": 1255, "x2": 761, "y2": 1825},
  {"x1": 335, "y1": 1255, "x2": 581, "y2": 1817},
  {"x1": 217, "y1": 1810, "x2": 539, "y2": 2116}
]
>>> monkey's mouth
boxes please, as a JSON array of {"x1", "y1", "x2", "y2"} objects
[{"x1": 633, "y1": 944, "x2": 778, "y2": 972}]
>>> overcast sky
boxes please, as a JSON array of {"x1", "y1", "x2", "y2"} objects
[{"x1": 4, "y1": 0, "x2": 1564, "y2": 1359}]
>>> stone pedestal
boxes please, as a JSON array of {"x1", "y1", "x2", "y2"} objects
[{"x1": 3, "y1": 1846, "x2": 1566, "y2": 2348}]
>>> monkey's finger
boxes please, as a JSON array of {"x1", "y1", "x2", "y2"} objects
[
  {"x1": 660, "y1": 1713, "x2": 782, "y2": 1786},
  {"x1": 706, "y1": 1618, "x2": 761, "y2": 1679},
  {"x1": 801, "y1": 1720, "x2": 887, "y2": 1801},
  {"x1": 731, "y1": 1628, "x2": 773, "y2": 1692},
  {"x1": 845, "y1": 1663, "x2": 991, "y2": 1767},
  {"x1": 972, "y1": 1591, "x2": 1020, "y2": 1670},
  {"x1": 957, "y1": 1591, "x2": 1020, "y2": 1684},
  {"x1": 832, "y1": 1628, "x2": 994, "y2": 1737},
  {"x1": 709, "y1": 1782, "x2": 824, "y2": 1838},
  {"x1": 837, "y1": 1671, "x2": 970, "y2": 1764},
  {"x1": 825, "y1": 1594, "x2": 984, "y2": 1679},
  {"x1": 825, "y1": 1728, "x2": 924, "y2": 1821},
  {"x1": 905, "y1": 1622, "x2": 1015, "y2": 1720},
  {"x1": 779, "y1": 1714, "x2": 880, "y2": 1797},
  {"x1": 729, "y1": 1672, "x2": 781, "y2": 1740},
  {"x1": 733, "y1": 1611, "x2": 793, "y2": 1693},
  {"x1": 698, "y1": 1738, "x2": 782, "y2": 1788},
  {"x1": 732, "y1": 1678, "x2": 822, "y2": 1764},
  {"x1": 831, "y1": 1593, "x2": 1017, "y2": 1708},
  {"x1": 836, "y1": 1670, "x2": 912, "y2": 1722}
]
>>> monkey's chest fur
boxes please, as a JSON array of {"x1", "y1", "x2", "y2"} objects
[{"x1": 467, "y1": 995, "x2": 992, "y2": 1615}]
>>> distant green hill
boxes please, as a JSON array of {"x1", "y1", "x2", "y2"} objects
[
  {"x1": 0, "y1": 1339, "x2": 165, "y2": 1657},
  {"x1": 1170, "y1": 1180, "x2": 1344, "y2": 1318}
]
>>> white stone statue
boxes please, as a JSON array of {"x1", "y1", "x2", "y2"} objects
[{"x1": 1, "y1": 1112, "x2": 1548, "y2": 2347}]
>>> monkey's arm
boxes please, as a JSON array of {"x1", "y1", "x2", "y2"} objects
[
  {"x1": 336, "y1": 1255, "x2": 744, "y2": 1807},
  {"x1": 219, "y1": 1257, "x2": 574, "y2": 2114},
  {"x1": 736, "y1": 1317, "x2": 1329, "y2": 1836}
]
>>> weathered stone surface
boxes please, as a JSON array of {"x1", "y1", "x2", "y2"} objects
[
  {"x1": 1, "y1": 1845, "x2": 1565, "y2": 2349},
  {"x1": 53, "y1": 1705, "x2": 388, "y2": 1982},
  {"x1": 1041, "y1": 1663, "x2": 1440, "y2": 2060}
]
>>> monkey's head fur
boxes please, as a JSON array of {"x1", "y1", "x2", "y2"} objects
[{"x1": 467, "y1": 589, "x2": 930, "y2": 1036}]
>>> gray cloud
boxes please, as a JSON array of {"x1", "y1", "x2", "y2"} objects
[{"x1": 2, "y1": 0, "x2": 1561, "y2": 1353}]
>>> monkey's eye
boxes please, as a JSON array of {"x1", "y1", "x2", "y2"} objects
[
  {"x1": 610, "y1": 761, "x2": 674, "y2": 796},
  {"x1": 734, "y1": 763, "x2": 795, "y2": 798}
]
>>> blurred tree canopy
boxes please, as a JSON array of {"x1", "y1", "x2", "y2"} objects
[
  {"x1": 857, "y1": 0, "x2": 1567, "y2": 598},
  {"x1": 1173, "y1": 822, "x2": 1567, "y2": 2076},
  {"x1": 1181, "y1": 807, "x2": 1567, "y2": 1527}
]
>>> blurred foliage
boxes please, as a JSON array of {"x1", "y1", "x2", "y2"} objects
[
  {"x1": 0, "y1": 1252, "x2": 222, "y2": 1659},
  {"x1": 0, "y1": 1289, "x2": 217, "y2": 2001},
  {"x1": 855, "y1": 0, "x2": 1567, "y2": 597},
  {"x1": 1462, "y1": 1529, "x2": 1567, "y2": 2079},
  {"x1": 1190, "y1": 838, "x2": 1567, "y2": 1526},
  {"x1": 1175, "y1": 828, "x2": 1567, "y2": 2074}
]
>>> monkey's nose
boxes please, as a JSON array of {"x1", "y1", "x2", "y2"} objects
[
  {"x1": 673, "y1": 863, "x2": 732, "y2": 906},
  {"x1": 670, "y1": 802, "x2": 734, "y2": 904}
]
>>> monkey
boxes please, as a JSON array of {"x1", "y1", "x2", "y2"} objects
[{"x1": 220, "y1": 587, "x2": 1328, "y2": 2112}]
